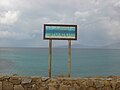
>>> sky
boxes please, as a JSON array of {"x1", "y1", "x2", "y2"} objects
[{"x1": 0, "y1": 0, "x2": 120, "y2": 47}]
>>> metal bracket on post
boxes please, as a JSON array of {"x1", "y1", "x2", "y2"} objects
[
  {"x1": 48, "y1": 39, "x2": 52, "y2": 78},
  {"x1": 68, "y1": 40, "x2": 71, "y2": 77}
]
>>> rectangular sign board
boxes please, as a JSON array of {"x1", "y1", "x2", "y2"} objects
[{"x1": 43, "y1": 24, "x2": 77, "y2": 40}]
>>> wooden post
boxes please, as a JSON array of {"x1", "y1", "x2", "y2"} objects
[
  {"x1": 68, "y1": 40, "x2": 71, "y2": 77},
  {"x1": 48, "y1": 40, "x2": 52, "y2": 78}
]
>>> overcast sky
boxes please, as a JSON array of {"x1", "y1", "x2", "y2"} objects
[{"x1": 0, "y1": 0, "x2": 120, "y2": 47}]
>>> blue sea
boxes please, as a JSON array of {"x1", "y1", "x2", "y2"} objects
[{"x1": 0, "y1": 47, "x2": 120, "y2": 77}]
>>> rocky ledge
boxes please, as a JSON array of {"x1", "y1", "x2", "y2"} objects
[{"x1": 0, "y1": 75, "x2": 120, "y2": 90}]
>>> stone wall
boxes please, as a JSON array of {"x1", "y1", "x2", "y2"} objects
[{"x1": 0, "y1": 75, "x2": 120, "y2": 90}]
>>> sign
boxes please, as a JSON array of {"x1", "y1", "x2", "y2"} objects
[
  {"x1": 43, "y1": 24, "x2": 78, "y2": 78},
  {"x1": 44, "y1": 24, "x2": 77, "y2": 40}
]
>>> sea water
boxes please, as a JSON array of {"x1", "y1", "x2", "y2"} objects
[{"x1": 0, "y1": 47, "x2": 120, "y2": 77}]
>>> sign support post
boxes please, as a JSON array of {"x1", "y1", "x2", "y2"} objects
[
  {"x1": 48, "y1": 39, "x2": 52, "y2": 78},
  {"x1": 68, "y1": 40, "x2": 71, "y2": 77},
  {"x1": 43, "y1": 24, "x2": 77, "y2": 78}
]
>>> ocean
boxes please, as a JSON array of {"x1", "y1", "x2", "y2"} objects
[{"x1": 0, "y1": 47, "x2": 120, "y2": 77}]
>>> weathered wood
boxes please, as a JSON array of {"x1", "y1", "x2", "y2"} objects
[
  {"x1": 68, "y1": 40, "x2": 71, "y2": 77},
  {"x1": 48, "y1": 40, "x2": 52, "y2": 78}
]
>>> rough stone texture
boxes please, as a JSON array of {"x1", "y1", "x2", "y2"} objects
[
  {"x1": 115, "y1": 82, "x2": 120, "y2": 90},
  {"x1": 22, "y1": 78, "x2": 32, "y2": 84},
  {"x1": 14, "y1": 85, "x2": 24, "y2": 90},
  {"x1": 3, "y1": 81, "x2": 13, "y2": 90},
  {"x1": 1, "y1": 76, "x2": 120, "y2": 90},
  {"x1": 0, "y1": 75, "x2": 3, "y2": 81},
  {"x1": 9, "y1": 76, "x2": 21, "y2": 85},
  {"x1": 59, "y1": 85, "x2": 69, "y2": 90},
  {"x1": 0, "y1": 82, "x2": 2, "y2": 90},
  {"x1": 22, "y1": 83, "x2": 32, "y2": 90},
  {"x1": 49, "y1": 86, "x2": 57, "y2": 90}
]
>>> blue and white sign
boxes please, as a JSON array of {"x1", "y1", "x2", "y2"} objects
[{"x1": 44, "y1": 24, "x2": 77, "y2": 40}]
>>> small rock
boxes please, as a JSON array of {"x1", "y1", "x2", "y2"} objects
[
  {"x1": 115, "y1": 82, "x2": 120, "y2": 90},
  {"x1": 32, "y1": 77, "x2": 41, "y2": 84},
  {"x1": 86, "y1": 79, "x2": 95, "y2": 87},
  {"x1": 42, "y1": 77, "x2": 49, "y2": 82},
  {"x1": 22, "y1": 83, "x2": 32, "y2": 90},
  {"x1": 102, "y1": 87, "x2": 112, "y2": 90},
  {"x1": 9, "y1": 76, "x2": 21, "y2": 85},
  {"x1": 49, "y1": 86, "x2": 57, "y2": 90},
  {"x1": 59, "y1": 85, "x2": 69, "y2": 90},
  {"x1": 86, "y1": 87, "x2": 97, "y2": 90},
  {"x1": 106, "y1": 78, "x2": 112, "y2": 81},
  {"x1": 14, "y1": 85, "x2": 24, "y2": 90},
  {"x1": 3, "y1": 81, "x2": 14, "y2": 90},
  {"x1": 2, "y1": 76, "x2": 10, "y2": 81},
  {"x1": 94, "y1": 80, "x2": 104, "y2": 88},
  {"x1": 73, "y1": 83, "x2": 80, "y2": 89},
  {"x1": 111, "y1": 80, "x2": 117, "y2": 90},
  {"x1": 104, "y1": 80, "x2": 111, "y2": 86},
  {"x1": 22, "y1": 78, "x2": 32, "y2": 84}
]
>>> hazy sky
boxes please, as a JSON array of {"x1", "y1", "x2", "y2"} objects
[{"x1": 0, "y1": 0, "x2": 120, "y2": 47}]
